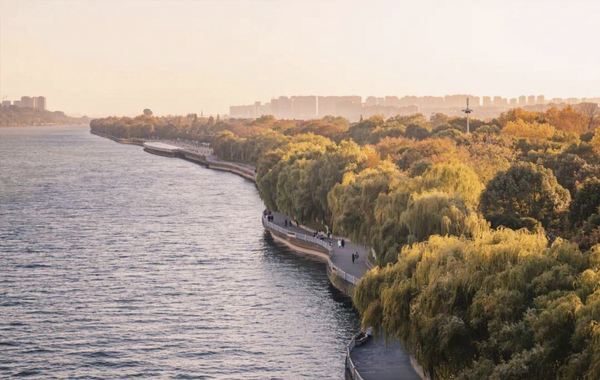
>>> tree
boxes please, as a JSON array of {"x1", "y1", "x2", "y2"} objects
[
  {"x1": 570, "y1": 178, "x2": 600, "y2": 226},
  {"x1": 498, "y1": 108, "x2": 541, "y2": 127},
  {"x1": 545, "y1": 106, "x2": 588, "y2": 135},
  {"x1": 575, "y1": 102, "x2": 600, "y2": 132},
  {"x1": 480, "y1": 162, "x2": 571, "y2": 229},
  {"x1": 327, "y1": 161, "x2": 402, "y2": 245},
  {"x1": 399, "y1": 191, "x2": 485, "y2": 243},
  {"x1": 532, "y1": 152, "x2": 596, "y2": 196},
  {"x1": 405, "y1": 124, "x2": 430, "y2": 140},
  {"x1": 502, "y1": 119, "x2": 555, "y2": 140},
  {"x1": 354, "y1": 229, "x2": 594, "y2": 379},
  {"x1": 419, "y1": 162, "x2": 484, "y2": 208},
  {"x1": 347, "y1": 115, "x2": 385, "y2": 144},
  {"x1": 143, "y1": 108, "x2": 153, "y2": 116}
]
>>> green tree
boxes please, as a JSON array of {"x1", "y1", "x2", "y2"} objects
[
  {"x1": 480, "y1": 162, "x2": 571, "y2": 229},
  {"x1": 570, "y1": 178, "x2": 600, "y2": 226}
]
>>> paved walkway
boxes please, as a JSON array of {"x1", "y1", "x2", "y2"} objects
[
  {"x1": 267, "y1": 212, "x2": 420, "y2": 380},
  {"x1": 268, "y1": 211, "x2": 369, "y2": 280},
  {"x1": 351, "y1": 336, "x2": 421, "y2": 380}
]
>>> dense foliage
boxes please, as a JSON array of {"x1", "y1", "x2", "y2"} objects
[
  {"x1": 354, "y1": 231, "x2": 600, "y2": 379},
  {"x1": 92, "y1": 103, "x2": 600, "y2": 378}
]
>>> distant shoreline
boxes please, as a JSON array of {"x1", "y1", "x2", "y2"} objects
[{"x1": 0, "y1": 123, "x2": 90, "y2": 128}]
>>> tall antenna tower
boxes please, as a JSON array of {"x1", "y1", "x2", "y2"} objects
[{"x1": 462, "y1": 97, "x2": 473, "y2": 134}]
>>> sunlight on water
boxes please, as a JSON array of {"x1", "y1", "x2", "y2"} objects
[{"x1": 0, "y1": 125, "x2": 358, "y2": 379}]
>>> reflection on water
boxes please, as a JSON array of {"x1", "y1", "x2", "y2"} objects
[{"x1": 0, "y1": 125, "x2": 359, "y2": 379}]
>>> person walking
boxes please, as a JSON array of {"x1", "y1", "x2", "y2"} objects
[{"x1": 352, "y1": 252, "x2": 355, "y2": 263}]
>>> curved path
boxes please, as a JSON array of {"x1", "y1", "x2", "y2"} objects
[
  {"x1": 267, "y1": 211, "x2": 370, "y2": 280},
  {"x1": 266, "y1": 212, "x2": 420, "y2": 380},
  {"x1": 104, "y1": 136, "x2": 422, "y2": 380}
]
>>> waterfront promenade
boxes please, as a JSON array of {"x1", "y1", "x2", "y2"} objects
[
  {"x1": 98, "y1": 134, "x2": 422, "y2": 380},
  {"x1": 266, "y1": 211, "x2": 370, "y2": 280},
  {"x1": 264, "y1": 212, "x2": 421, "y2": 380}
]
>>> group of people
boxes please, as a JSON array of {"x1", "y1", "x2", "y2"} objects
[
  {"x1": 263, "y1": 209, "x2": 274, "y2": 222},
  {"x1": 264, "y1": 208, "x2": 362, "y2": 264},
  {"x1": 312, "y1": 230, "x2": 332, "y2": 240}
]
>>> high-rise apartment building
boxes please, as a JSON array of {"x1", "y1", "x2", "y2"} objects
[
  {"x1": 291, "y1": 96, "x2": 317, "y2": 119},
  {"x1": 527, "y1": 95, "x2": 536, "y2": 105},
  {"x1": 34, "y1": 96, "x2": 46, "y2": 111},
  {"x1": 271, "y1": 96, "x2": 293, "y2": 119},
  {"x1": 536, "y1": 95, "x2": 545, "y2": 105},
  {"x1": 21, "y1": 96, "x2": 35, "y2": 108},
  {"x1": 492, "y1": 96, "x2": 504, "y2": 107},
  {"x1": 317, "y1": 96, "x2": 337, "y2": 117}
]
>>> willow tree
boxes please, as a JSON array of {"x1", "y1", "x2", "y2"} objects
[
  {"x1": 399, "y1": 191, "x2": 486, "y2": 243},
  {"x1": 354, "y1": 229, "x2": 597, "y2": 379},
  {"x1": 256, "y1": 133, "x2": 334, "y2": 212},
  {"x1": 418, "y1": 162, "x2": 484, "y2": 208},
  {"x1": 327, "y1": 160, "x2": 402, "y2": 245}
]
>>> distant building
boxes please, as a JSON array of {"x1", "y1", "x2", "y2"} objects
[
  {"x1": 34, "y1": 96, "x2": 46, "y2": 111},
  {"x1": 336, "y1": 96, "x2": 362, "y2": 121},
  {"x1": 1, "y1": 100, "x2": 11, "y2": 107},
  {"x1": 271, "y1": 96, "x2": 292, "y2": 119},
  {"x1": 365, "y1": 96, "x2": 378, "y2": 107},
  {"x1": 444, "y1": 94, "x2": 467, "y2": 108},
  {"x1": 228, "y1": 93, "x2": 563, "y2": 121},
  {"x1": 21, "y1": 96, "x2": 35, "y2": 108},
  {"x1": 291, "y1": 96, "x2": 317, "y2": 119},
  {"x1": 536, "y1": 95, "x2": 545, "y2": 105},
  {"x1": 13, "y1": 100, "x2": 22, "y2": 107},
  {"x1": 383, "y1": 96, "x2": 400, "y2": 107},
  {"x1": 317, "y1": 96, "x2": 337, "y2": 117},
  {"x1": 470, "y1": 96, "x2": 481, "y2": 107}
]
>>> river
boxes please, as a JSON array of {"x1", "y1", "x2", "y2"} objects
[{"x1": 0, "y1": 125, "x2": 359, "y2": 379}]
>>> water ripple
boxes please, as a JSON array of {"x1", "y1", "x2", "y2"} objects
[{"x1": 0, "y1": 125, "x2": 359, "y2": 379}]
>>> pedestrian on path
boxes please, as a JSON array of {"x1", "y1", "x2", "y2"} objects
[{"x1": 352, "y1": 252, "x2": 355, "y2": 263}]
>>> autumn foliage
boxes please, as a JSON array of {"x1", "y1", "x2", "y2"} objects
[{"x1": 91, "y1": 102, "x2": 600, "y2": 379}]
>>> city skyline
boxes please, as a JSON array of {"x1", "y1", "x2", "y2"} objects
[
  {"x1": 230, "y1": 94, "x2": 600, "y2": 121},
  {"x1": 2, "y1": 0, "x2": 600, "y2": 117}
]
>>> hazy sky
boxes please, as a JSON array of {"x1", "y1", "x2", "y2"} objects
[{"x1": 1, "y1": 0, "x2": 599, "y2": 116}]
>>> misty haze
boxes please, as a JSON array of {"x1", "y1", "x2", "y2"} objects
[{"x1": 2, "y1": 1, "x2": 600, "y2": 379}]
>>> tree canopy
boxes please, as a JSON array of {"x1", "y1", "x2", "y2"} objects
[{"x1": 92, "y1": 103, "x2": 600, "y2": 378}]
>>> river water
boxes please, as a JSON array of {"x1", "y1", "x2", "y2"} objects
[{"x1": 0, "y1": 125, "x2": 359, "y2": 379}]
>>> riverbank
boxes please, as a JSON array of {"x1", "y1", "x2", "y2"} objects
[{"x1": 92, "y1": 131, "x2": 423, "y2": 380}]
